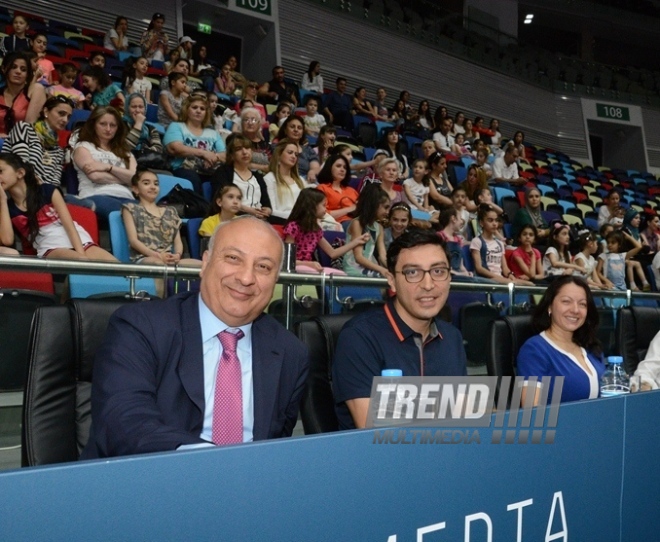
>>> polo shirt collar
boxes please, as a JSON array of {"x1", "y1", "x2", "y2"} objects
[{"x1": 384, "y1": 298, "x2": 442, "y2": 343}]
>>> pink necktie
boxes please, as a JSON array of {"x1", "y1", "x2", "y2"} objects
[{"x1": 212, "y1": 329, "x2": 244, "y2": 445}]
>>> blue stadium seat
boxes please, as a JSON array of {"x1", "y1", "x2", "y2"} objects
[
  {"x1": 66, "y1": 109, "x2": 90, "y2": 131},
  {"x1": 186, "y1": 217, "x2": 204, "y2": 259},
  {"x1": 108, "y1": 211, "x2": 131, "y2": 263},
  {"x1": 156, "y1": 175, "x2": 194, "y2": 202},
  {"x1": 68, "y1": 275, "x2": 158, "y2": 298}
]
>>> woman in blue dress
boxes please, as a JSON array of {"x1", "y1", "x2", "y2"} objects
[{"x1": 517, "y1": 276, "x2": 605, "y2": 404}]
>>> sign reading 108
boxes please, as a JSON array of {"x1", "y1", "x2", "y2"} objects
[{"x1": 236, "y1": 0, "x2": 272, "y2": 16}]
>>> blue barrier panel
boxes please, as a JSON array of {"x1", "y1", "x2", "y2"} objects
[
  {"x1": 0, "y1": 394, "x2": 656, "y2": 541},
  {"x1": 622, "y1": 391, "x2": 660, "y2": 541}
]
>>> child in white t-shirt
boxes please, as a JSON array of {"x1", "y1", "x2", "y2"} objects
[{"x1": 303, "y1": 96, "x2": 326, "y2": 137}]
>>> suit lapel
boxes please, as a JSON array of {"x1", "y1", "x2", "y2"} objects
[
  {"x1": 252, "y1": 315, "x2": 284, "y2": 440},
  {"x1": 177, "y1": 293, "x2": 205, "y2": 415}
]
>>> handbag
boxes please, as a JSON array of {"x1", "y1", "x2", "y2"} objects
[
  {"x1": 159, "y1": 184, "x2": 210, "y2": 218},
  {"x1": 134, "y1": 149, "x2": 171, "y2": 171}
]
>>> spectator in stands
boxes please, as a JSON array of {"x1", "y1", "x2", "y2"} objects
[
  {"x1": 140, "y1": 13, "x2": 170, "y2": 64},
  {"x1": 3, "y1": 95, "x2": 91, "y2": 209},
  {"x1": 268, "y1": 102, "x2": 292, "y2": 141},
  {"x1": 383, "y1": 202, "x2": 411, "y2": 250},
  {"x1": 275, "y1": 115, "x2": 320, "y2": 181},
  {"x1": 352, "y1": 87, "x2": 375, "y2": 117},
  {"x1": 471, "y1": 204, "x2": 533, "y2": 285},
  {"x1": 512, "y1": 187, "x2": 550, "y2": 241},
  {"x1": 81, "y1": 216, "x2": 309, "y2": 458},
  {"x1": 508, "y1": 130, "x2": 528, "y2": 162},
  {"x1": 475, "y1": 147, "x2": 493, "y2": 183},
  {"x1": 104, "y1": 16, "x2": 129, "y2": 52},
  {"x1": 191, "y1": 46, "x2": 216, "y2": 91},
  {"x1": 82, "y1": 66, "x2": 124, "y2": 110},
  {"x1": 31, "y1": 34, "x2": 54, "y2": 86},
  {"x1": 398, "y1": 90, "x2": 413, "y2": 120},
  {"x1": 75, "y1": 51, "x2": 105, "y2": 93},
  {"x1": 122, "y1": 169, "x2": 200, "y2": 269},
  {"x1": 240, "y1": 82, "x2": 268, "y2": 123},
  {"x1": 225, "y1": 55, "x2": 247, "y2": 88},
  {"x1": 198, "y1": 185, "x2": 242, "y2": 243},
  {"x1": 343, "y1": 184, "x2": 390, "y2": 277},
  {"x1": 215, "y1": 64, "x2": 236, "y2": 96},
  {"x1": 373, "y1": 87, "x2": 391, "y2": 121},
  {"x1": 463, "y1": 118, "x2": 479, "y2": 145},
  {"x1": 303, "y1": 96, "x2": 326, "y2": 138},
  {"x1": 427, "y1": 151, "x2": 453, "y2": 209},
  {"x1": 0, "y1": 52, "x2": 47, "y2": 137},
  {"x1": 237, "y1": 106, "x2": 270, "y2": 173},
  {"x1": 301, "y1": 60, "x2": 323, "y2": 93},
  {"x1": 412, "y1": 100, "x2": 434, "y2": 135},
  {"x1": 323, "y1": 77, "x2": 353, "y2": 130},
  {"x1": 597, "y1": 188, "x2": 625, "y2": 228},
  {"x1": 437, "y1": 207, "x2": 473, "y2": 279},
  {"x1": 124, "y1": 93, "x2": 163, "y2": 157},
  {"x1": 0, "y1": 152, "x2": 115, "y2": 260},
  {"x1": 164, "y1": 49, "x2": 180, "y2": 74},
  {"x1": 72, "y1": 106, "x2": 137, "y2": 219},
  {"x1": 510, "y1": 225, "x2": 544, "y2": 281},
  {"x1": 517, "y1": 276, "x2": 604, "y2": 405},
  {"x1": 451, "y1": 133, "x2": 472, "y2": 157},
  {"x1": 163, "y1": 95, "x2": 226, "y2": 194},
  {"x1": 124, "y1": 56, "x2": 152, "y2": 103},
  {"x1": 458, "y1": 164, "x2": 488, "y2": 213},
  {"x1": 452, "y1": 111, "x2": 465, "y2": 135},
  {"x1": 544, "y1": 221, "x2": 582, "y2": 278},
  {"x1": 473, "y1": 116, "x2": 495, "y2": 144},
  {"x1": 0, "y1": 14, "x2": 30, "y2": 56},
  {"x1": 432, "y1": 117, "x2": 455, "y2": 153},
  {"x1": 433, "y1": 104, "x2": 448, "y2": 129},
  {"x1": 315, "y1": 125, "x2": 337, "y2": 164},
  {"x1": 597, "y1": 229, "x2": 649, "y2": 291},
  {"x1": 421, "y1": 139, "x2": 436, "y2": 159},
  {"x1": 4, "y1": 96, "x2": 74, "y2": 190},
  {"x1": 48, "y1": 63, "x2": 85, "y2": 107},
  {"x1": 264, "y1": 139, "x2": 306, "y2": 223},
  {"x1": 403, "y1": 159, "x2": 431, "y2": 212},
  {"x1": 214, "y1": 134, "x2": 271, "y2": 219},
  {"x1": 259, "y1": 66, "x2": 298, "y2": 107},
  {"x1": 374, "y1": 127, "x2": 409, "y2": 179},
  {"x1": 157, "y1": 72, "x2": 187, "y2": 129},
  {"x1": 377, "y1": 157, "x2": 404, "y2": 205},
  {"x1": 160, "y1": 59, "x2": 199, "y2": 93},
  {"x1": 390, "y1": 98, "x2": 407, "y2": 129},
  {"x1": 641, "y1": 214, "x2": 660, "y2": 253},
  {"x1": 333, "y1": 227, "x2": 468, "y2": 429},
  {"x1": 489, "y1": 118, "x2": 502, "y2": 146},
  {"x1": 574, "y1": 230, "x2": 605, "y2": 289},
  {"x1": 176, "y1": 36, "x2": 196, "y2": 64},
  {"x1": 634, "y1": 331, "x2": 660, "y2": 390},
  {"x1": 316, "y1": 154, "x2": 358, "y2": 223},
  {"x1": 491, "y1": 145, "x2": 526, "y2": 187}
]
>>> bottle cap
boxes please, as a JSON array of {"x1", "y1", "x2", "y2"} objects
[
  {"x1": 608, "y1": 356, "x2": 624, "y2": 364},
  {"x1": 381, "y1": 369, "x2": 403, "y2": 377}
]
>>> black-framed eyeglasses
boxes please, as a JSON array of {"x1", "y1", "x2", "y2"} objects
[{"x1": 396, "y1": 266, "x2": 451, "y2": 283}]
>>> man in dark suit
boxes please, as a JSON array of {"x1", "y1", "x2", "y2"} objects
[{"x1": 81, "y1": 217, "x2": 309, "y2": 458}]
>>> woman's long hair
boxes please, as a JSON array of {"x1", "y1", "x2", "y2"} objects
[
  {"x1": 287, "y1": 187, "x2": 325, "y2": 234},
  {"x1": 355, "y1": 183, "x2": 389, "y2": 230},
  {"x1": 78, "y1": 106, "x2": 131, "y2": 167},
  {"x1": 0, "y1": 153, "x2": 42, "y2": 243},
  {"x1": 269, "y1": 138, "x2": 304, "y2": 203}
]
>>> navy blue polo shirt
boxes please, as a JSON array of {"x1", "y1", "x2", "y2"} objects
[{"x1": 332, "y1": 299, "x2": 468, "y2": 430}]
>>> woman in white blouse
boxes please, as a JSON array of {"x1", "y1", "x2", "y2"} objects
[
  {"x1": 300, "y1": 61, "x2": 324, "y2": 93},
  {"x1": 264, "y1": 139, "x2": 307, "y2": 224}
]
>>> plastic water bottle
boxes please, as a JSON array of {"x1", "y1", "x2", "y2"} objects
[{"x1": 600, "y1": 356, "x2": 630, "y2": 397}]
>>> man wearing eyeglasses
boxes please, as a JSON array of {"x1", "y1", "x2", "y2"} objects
[{"x1": 332, "y1": 228, "x2": 468, "y2": 430}]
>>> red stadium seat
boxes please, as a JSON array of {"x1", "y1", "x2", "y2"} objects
[
  {"x1": 67, "y1": 205, "x2": 99, "y2": 244},
  {"x1": 0, "y1": 271, "x2": 55, "y2": 294}
]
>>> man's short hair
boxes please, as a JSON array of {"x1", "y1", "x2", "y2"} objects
[
  {"x1": 272, "y1": 65, "x2": 284, "y2": 75},
  {"x1": 386, "y1": 228, "x2": 449, "y2": 273},
  {"x1": 504, "y1": 145, "x2": 517, "y2": 156},
  {"x1": 336, "y1": 77, "x2": 347, "y2": 85}
]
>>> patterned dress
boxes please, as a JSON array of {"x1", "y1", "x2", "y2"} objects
[{"x1": 122, "y1": 203, "x2": 181, "y2": 262}]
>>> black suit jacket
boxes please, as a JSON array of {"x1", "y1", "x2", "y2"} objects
[{"x1": 81, "y1": 292, "x2": 309, "y2": 459}]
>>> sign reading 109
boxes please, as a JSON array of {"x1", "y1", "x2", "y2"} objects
[{"x1": 236, "y1": 0, "x2": 272, "y2": 16}]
